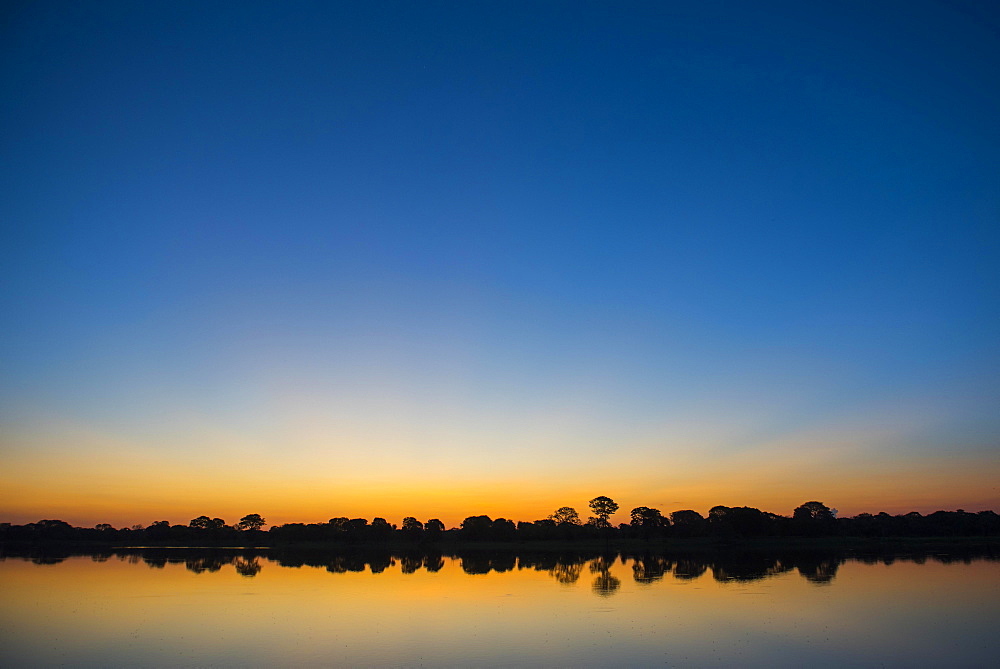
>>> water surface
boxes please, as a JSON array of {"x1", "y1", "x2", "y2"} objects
[{"x1": 1, "y1": 547, "x2": 997, "y2": 667}]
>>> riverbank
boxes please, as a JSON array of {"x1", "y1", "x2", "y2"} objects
[{"x1": 3, "y1": 534, "x2": 998, "y2": 553}]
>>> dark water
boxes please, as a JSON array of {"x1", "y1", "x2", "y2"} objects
[{"x1": 1, "y1": 546, "x2": 997, "y2": 667}]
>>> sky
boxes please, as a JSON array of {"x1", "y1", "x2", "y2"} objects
[{"x1": 2, "y1": 1, "x2": 998, "y2": 529}]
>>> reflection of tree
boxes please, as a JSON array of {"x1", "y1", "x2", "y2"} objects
[
  {"x1": 592, "y1": 571, "x2": 621, "y2": 596},
  {"x1": 589, "y1": 555, "x2": 620, "y2": 596},
  {"x1": 461, "y1": 554, "x2": 492, "y2": 574},
  {"x1": 589, "y1": 556, "x2": 615, "y2": 573},
  {"x1": 423, "y1": 553, "x2": 445, "y2": 572},
  {"x1": 31, "y1": 556, "x2": 65, "y2": 565},
  {"x1": 795, "y1": 557, "x2": 839, "y2": 584},
  {"x1": 456, "y1": 551, "x2": 517, "y2": 575},
  {"x1": 11, "y1": 545, "x2": 996, "y2": 599},
  {"x1": 492, "y1": 552, "x2": 516, "y2": 573},
  {"x1": 326, "y1": 556, "x2": 365, "y2": 573},
  {"x1": 369, "y1": 555, "x2": 394, "y2": 574},
  {"x1": 186, "y1": 555, "x2": 229, "y2": 573},
  {"x1": 234, "y1": 556, "x2": 261, "y2": 577},
  {"x1": 672, "y1": 558, "x2": 707, "y2": 580},
  {"x1": 632, "y1": 555, "x2": 670, "y2": 584},
  {"x1": 143, "y1": 556, "x2": 168, "y2": 569},
  {"x1": 710, "y1": 554, "x2": 792, "y2": 583},
  {"x1": 400, "y1": 555, "x2": 423, "y2": 574},
  {"x1": 549, "y1": 561, "x2": 584, "y2": 585}
]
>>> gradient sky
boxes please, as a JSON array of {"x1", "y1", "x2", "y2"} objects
[{"x1": 2, "y1": 1, "x2": 998, "y2": 528}]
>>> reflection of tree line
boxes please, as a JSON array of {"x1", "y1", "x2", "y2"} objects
[
  {"x1": 7, "y1": 546, "x2": 996, "y2": 593},
  {"x1": 627, "y1": 551, "x2": 841, "y2": 584}
]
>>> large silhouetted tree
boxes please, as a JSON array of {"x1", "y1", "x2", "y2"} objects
[
  {"x1": 793, "y1": 501, "x2": 837, "y2": 536},
  {"x1": 424, "y1": 518, "x2": 444, "y2": 540},
  {"x1": 629, "y1": 507, "x2": 667, "y2": 539},
  {"x1": 670, "y1": 510, "x2": 708, "y2": 537},
  {"x1": 588, "y1": 496, "x2": 619, "y2": 529},
  {"x1": 370, "y1": 517, "x2": 394, "y2": 540},
  {"x1": 236, "y1": 514, "x2": 265, "y2": 531},
  {"x1": 460, "y1": 515, "x2": 493, "y2": 540},
  {"x1": 794, "y1": 501, "x2": 835, "y2": 522},
  {"x1": 549, "y1": 507, "x2": 581, "y2": 525},
  {"x1": 630, "y1": 507, "x2": 666, "y2": 527},
  {"x1": 190, "y1": 516, "x2": 225, "y2": 530},
  {"x1": 401, "y1": 517, "x2": 424, "y2": 541}
]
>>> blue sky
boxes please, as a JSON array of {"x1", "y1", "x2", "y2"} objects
[{"x1": 2, "y1": 1, "x2": 998, "y2": 525}]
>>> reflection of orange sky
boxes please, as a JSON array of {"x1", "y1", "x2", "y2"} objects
[
  {"x1": 5, "y1": 551, "x2": 998, "y2": 667},
  {"x1": 2, "y1": 444, "x2": 997, "y2": 528}
]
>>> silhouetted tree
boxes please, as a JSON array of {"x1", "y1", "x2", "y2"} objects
[
  {"x1": 190, "y1": 516, "x2": 226, "y2": 531},
  {"x1": 549, "y1": 507, "x2": 581, "y2": 525},
  {"x1": 626, "y1": 507, "x2": 665, "y2": 540},
  {"x1": 460, "y1": 515, "x2": 493, "y2": 541},
  {"x1": 401, "y1": 517, "x2": 424, "y2": 541},
  {"x1": 707, "y1": 506, "x2": 771, "y2": 537},
  {"x1": 629, "y1": 507, "x2": 663, "y2": 526},
  {"x1": 424, "y1": 518, "x2": 444, "y2": 540},
  {"x1": 794, "y1": 501, "x2": 835, "y2": 522},
  {"x1": 236, "y1": 514, "x2": 265, "y2": 532},
  {"x1": 793, "y1": 501, "x2": 837, "y2": 536},
  {"x1": 670, "y1": 509, "x2": 708, "y2": 537},
  {"x1": 517, "y1": 519, "x2": 556, "y2": 541},
  {"x1": 492, "y1": 518, "x2": 517, "y2": 541},
  {"x1": 345, "y1": 518, "x2": 369, "y2": 540},
  {"x1": 370, "y1": 517, "x2": 394, "y2": 540},
  {"x1": 588, "y1": 496, "x2": 619, "y2": 529},
  {"x1": 145, "y1": 520, "x2": 171, "y2": 542},
  {"x1": 29, "y1": 519, "x2": 76, "y2": 541}
]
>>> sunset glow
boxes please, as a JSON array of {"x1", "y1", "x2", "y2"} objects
[{"x1": 2, "y1": 1, "x2": 997, "y2": 529}]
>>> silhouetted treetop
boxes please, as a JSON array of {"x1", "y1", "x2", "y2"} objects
[
  {"x1": 630, "y1": 507, "x2": 667, "y2": 527},
  {"x1": 549, "y1": 507, "x2": 581, "y2": 525},
  {"x1": 190, "y1": 516, "x2": 226, "y2": 530},
  {"x1": 236, "y1": 514, "x2": 265, "y2": 531}
]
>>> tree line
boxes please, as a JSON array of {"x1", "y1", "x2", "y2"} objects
[{"x1": 2, "y1": 497, "x2": 998, "y2": 546}]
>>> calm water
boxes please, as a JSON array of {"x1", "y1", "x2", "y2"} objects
[{"x1": 1, "y1": 547, "x2": 997, "y2": 667}]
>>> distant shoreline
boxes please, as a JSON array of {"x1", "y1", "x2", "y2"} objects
[{"x1": 3, "y1": 535, "x2": 998, "y2": 552}]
